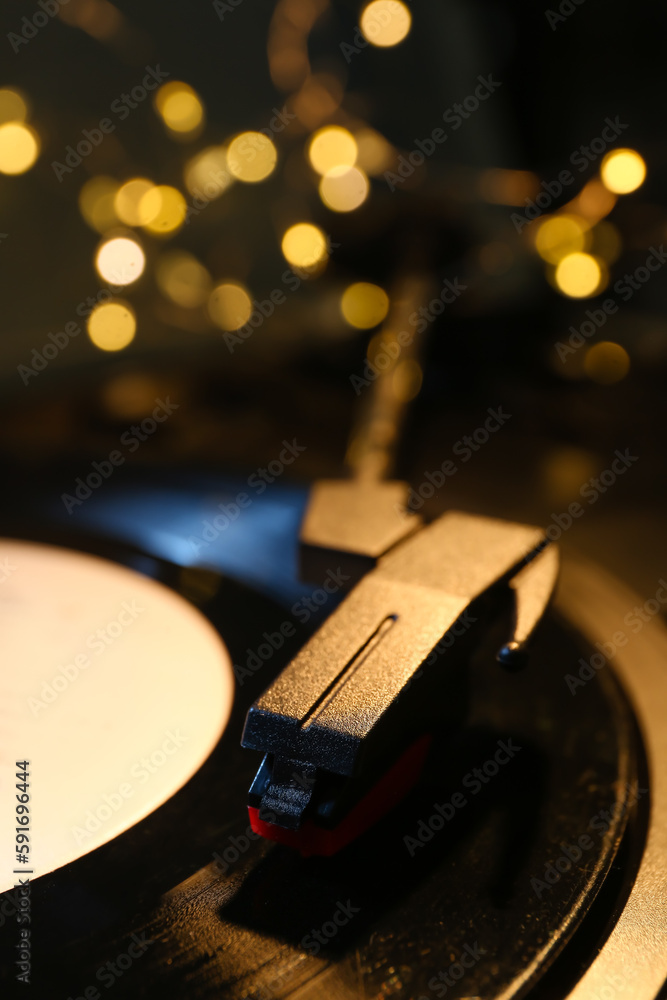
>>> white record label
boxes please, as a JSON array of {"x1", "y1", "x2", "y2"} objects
[{"x1": 0, "y1": 539, "x2": 235, "y2": 891}]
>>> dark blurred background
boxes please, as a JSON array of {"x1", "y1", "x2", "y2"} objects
[{"x1": 0, "y1": 0, "x2": 665, "y2": 604}]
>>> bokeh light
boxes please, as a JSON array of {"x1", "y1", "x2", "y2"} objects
[
  {"x1": 479, "y1": 168, "x2": 539, "y2": 205},
  {"x1": 554, "y1": 253, "x2": 607, "y2": 299},
  {"x1": 584, "y1": 341, "x2": 631, "y2": 384},
  {"x1": 291, "y1": 73, "x2": 344, "y2": 129},
  {"x1": 101, "y1": 373, "x2": 164, "y2": 420},
  {"x1": 281, "y1": 223, "x2": 328, "y2": 269},
  {"x1": 59, "y1": 0, "x2": 123, "y2": 40},
  {"x1": 78, "y1": 176, "x2": 120, "y2": 233},
  {"x1": 589, "y1": 220, "x2": 622, "y2": 264},
  {"x1": 392, "y1": 359, "x2": 423, "y2": 401},
  {"x1": 0, "y1": 88, "x2": 27, "y2": 124},
  {"x1": 156, "y1": 251, "x2": 211, "y2": 308},
  {"x1": 87, "y1": 302, "x2": 136, "y2": 351},
  {"x1": 567, "y1": 178, "x2": 617, "y2": 224},
  {"x1": 115, "y1": 178, "x2": 156, "y2": 226},
  {"x1": 368, "y1": 331, "x2": 395, "y2": 366},
  {"x1": 534, "y1": 215, "x2": 590, "y2": 264},
  {"x1": 208, "y1": 282, "x2": 253, "y2": 329},
  {"x1": 307, "y1": 126, "x2": 357, "y2": 175},
  {"x1": 360, "y1": 0, "x2": 412, "y2": 47},
  {"x1": 155, "y1": 81, "x2": 204, "y2": 136},
  {"x1": 139, "y1": 185, "x2": 187, "y2": 235},
  {"x1": 541, "y1": 447, "x2": 597, "y2": 503},
  {"x1": 0, "y1": 122, "x2": 39, "y2": 175},
  {"x1": 227, "y1": 132, "x2": 277, "y2": 183},
  {"x1": 184, "y1": 145, "x2": 231, "y2": 196},
  {"x1": 319, "y1": 165, "x2": 369, "y2": 212},
  {"x1": 354, "y1": 128, "x2": 394, "y2": 175},
  {"x1": 600, "y1": 149, "x2": 646, "y2": 195},
  {"x1": 341, "y1": 282, "x2": 389, "y2": 328},
  {"x1": 95, "y1": 237, "x2": 145, "y2": 286}
]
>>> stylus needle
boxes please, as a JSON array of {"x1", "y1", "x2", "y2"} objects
[{"x1": 497, "y1": 543, "x2": 560, "y2": 669}]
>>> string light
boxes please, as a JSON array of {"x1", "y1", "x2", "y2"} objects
[
  {"x1": 184, "y1": 146, "x2": 231, "y2": 196},
  {"x1": 307, "y1": 126, "x2": 357, "y2": 175},
  {"x1": 95, "y1": 237, "x2": 145, "y2": 286},
  {"x1": 0, "y1": 88, "x2": 27, "y2": 124},
  {"x1": 0, "y1": 122, "x2": 39, "y2": 175},
  {"x1": 589, "y1": 220, "x2": 622, "y2": 264},
  {"x1": 87, "y1": 302, "x2": 136, "y2": 351},
  {"x1": 281, "y1": 223, "x2": 328, "y2": 269},
  {"x1": 208, "y1": 282, "x2": 253, "y2": 329},
  {"x1": 227, "y1": 132, "x2": 277, "y2": 183},
  {"x1": 600, "y1": 149, "x2": 646, "y2": 195},
  {"x1": 154, "y1": 82, "x2": 204, "y2": 137},
  {"x1": 341, "y1": 282, "x2": 389, "y2": 328},
  {"x1": 115, "y1": 178, "x2": 157, "y2": 226},
  {"x1": 139, "y1": 186, "x2": 187, "y2": 235},
  {"x1": 360, "y1": 0, "x2": 412, "y2": 47},
  {"x1": 156, "y1": 251, "x2": 211, "y2": 308},
  {"x1": 319, "y1": 165, "x2": 369, "y2": 212},
  {"x1": 292, "y1": 73, "x2": 344, "y2": 129},
  {"x1": 554, "y1": 253, "x2": 607, "y2": 298},
  {"x1": 354, "y1": 128, "x2": 394, "y2": 175},
  {"x1": 78, "y1": 176, "x2": 120, "y2": 233},
  {"x1": 584, "y1": 341, "x2": 630, "y2": 383},
  {"x1": 392, "y1": 359, "x2": 423, "y2": 401},
  {"x1": 535, "y1": 215, "x2": 590, "y2": 264}
]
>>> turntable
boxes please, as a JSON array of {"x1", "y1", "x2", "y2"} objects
[
  {"x1": 1, "y1": 1, "x2": 666, "y2": 996},
  {"x1": 1, "y1": 399, "x2": 666, "y2": 999}
]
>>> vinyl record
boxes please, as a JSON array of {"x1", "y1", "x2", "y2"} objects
[
  {"x1": 2, "y1": 531, "x2": 657, "y2": 1000},
  {"x1": 0, "y1": 538, "x2": 234, "y2": 892}
]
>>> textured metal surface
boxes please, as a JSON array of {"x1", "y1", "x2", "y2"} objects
[
  {"x1": 299, "y1": 479, "x2": 421, "y2": 576},
  {"x1": 244, "y1": 511, "x2": 554, "y2": 826}
]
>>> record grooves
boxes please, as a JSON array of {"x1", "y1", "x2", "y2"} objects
[{"x1": 1, "y1": 524, "x2": 652, "y2": 1000}]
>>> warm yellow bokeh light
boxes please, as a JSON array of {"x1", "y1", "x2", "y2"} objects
[
  {"x1": 95, "y1": 237, "x2": 145, "y2": 286},
  {"x1": 307, "y1": 126, "x2": 357, "y2": 176},
  {"x1": 360, "y1": 0, "x2": 412, "y2": 47},
  {"x1": 87, "y1": 302, "x2": 136, "y2": 352},
  {"x1": 78, "y1": 176, "x2": 120, "y2": 233},
  {"x1": 589, "y1": 220, "x2": 622, "y2": 264},
  {"x1": 281, "y1": 223, "x2": 329, "y2": 270},
  {"x1": 554, "y1": 253, "x2": 607, "y2": 299},
  {"x1": 600, "y1": 149, "x2": 646, "y2": 195},
  {"x1": 208, "y1": 282, "x2": 253, "y2": 329},
  {"x1": 535, "y1": 215, "x2": 590, "y2": 264},
  {"x1": 319, "y1": 165, "x2": 369, "y2": 212},
  {"x1": 354, "y1": 128, "x2": 394, "y2": 175},
  {"x1": 584, "y1": 341, "x2": 630, "y2": 384},
  {"x1": 392, "y1": 359, "x2": 423, "y2": 401},
  {"x1": 292, "y1": 73, "x2": 344, "y2": 129},
  {"x1": 367, "y1": 331, "x2": 394, "y2": 366},
  {"x1": 0, "y1": 88, "x2": 27, "y2": 124},
  {"x1": 479, "y1": 168, "x2": 539, "y2": 206},
  {"x1": 155, "y1": 81, "x2": 204, "y2": 135},
  {"x1": 227, "y1": 132, "x2": 277, "y2": 183},
  {"x1": 115, "y1": 178, "x2": 157, "y2": 226},
  {"x1": 541, "y1": 447, "x2": 598, "y2": 503},
  {"x1": 139, "y1": 185, "x2": 187, "y2": 235},
  {"x1": 0, "y1": 122, "x2": 39, "y2": 175},
  {"x1": 156, "y1": 251, "x2": 211, "y2": 308},
  {"x1": 341, "y1": 282, "x2": 389, "y2": 329},
  {"x1": 183, "y1": 145, "x2": 231, "y2": 196}
]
